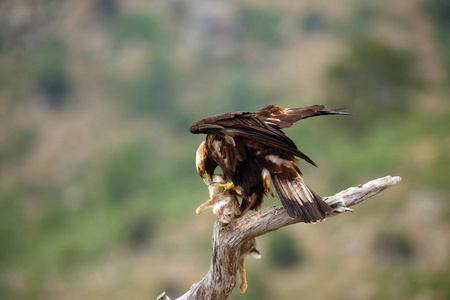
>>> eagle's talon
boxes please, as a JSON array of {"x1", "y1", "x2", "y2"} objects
[
  {"x1": 232, "y1": 186, "x2": 242, "y2": 196},
  {"x1": 217, "y1": 181, "x2": 242, "y2": 195},
  {"x1": 203, "y1": 173, "x2": 212, "y2": 186}
]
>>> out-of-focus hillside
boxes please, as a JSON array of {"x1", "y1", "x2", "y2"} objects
[{"x1": 0, "y1": 0, "x2": 449, "y2": 299}]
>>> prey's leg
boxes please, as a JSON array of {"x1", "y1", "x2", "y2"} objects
[
  {"x1": 238, "y1": 257, "x2": 247, "y2": 293},
  {"x1": 196, "y1": 198, "x2": 216, "y2": 215}
]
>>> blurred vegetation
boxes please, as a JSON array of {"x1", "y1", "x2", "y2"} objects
[
  {"x1": 300, "y1": 10, "x2": 328, "y2": 34},
  {"x1": 102, "y1": 141, "x2": 153, "y2": 203},
  {"x1": 109, "y1": 13, "x2": 168, "y2": 45},
  {"x1": 373, "y1": 231, "x2": 414, "y2": 262},
  {"x1": 267, "y1": 231, "x2": 304, "y2": 269},
  {"x1": 0, "y1": 126, "x2": 37, "y2": 165},
  {"x1": 120, "y1": 56, "x2": 177, "y2": 116},
  {"x1": 326, "y1": 36, "x2": 422, "y2": 134},
  {"x1": 230, "y1": 271, "x2": 272, "y2": 300},
  {"x1": 219, "y1": 67, "x2": 260, "y2": 111},
  {"x1": 239, "y1": 6, "x2": 283, "y2": 46},
  {"x1": 426, "y1": 0, "x2": 450, "y2": 82},
  {"x1": 95, "y1": 0, "x2": 118, "y2": 19},
  {"x1": 31, "y1": 35, "x2": 70, "y2": 107},
  {"x1": 0, "y1": 0, "x2": 449, "y2": 300}
]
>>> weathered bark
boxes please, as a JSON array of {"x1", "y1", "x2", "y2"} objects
[{"x1": 158, "y1": 175, "x2": 402, "y2": 300}]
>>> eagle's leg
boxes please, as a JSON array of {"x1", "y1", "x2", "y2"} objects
[
  {"x1": 216, "y1": 181, "x2": 242, "y2": 195},
  {"x1": 239, "y1": 203, "x2": 251, "y2": 216},
  {"x1": 239, "y1": 192, "x2": 261, "y2": 216}
]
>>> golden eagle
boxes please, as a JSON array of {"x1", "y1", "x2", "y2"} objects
[{"x1": 190, "y1": 104, "x2": 349, "y2": 223}]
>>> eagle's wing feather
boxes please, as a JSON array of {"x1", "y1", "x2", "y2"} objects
[
  {"x1": 205, "y1": 135, "x2": 246, "y2": 177},
  {"x1": 190, "y1": 111, "x2": 317, "y2": 166},
  {"x1": 190, "y1": 105, "x2": 350, "y2": 166},
  {"x1": 256, "y1": 105, "x2": 351, "y2": 128}
]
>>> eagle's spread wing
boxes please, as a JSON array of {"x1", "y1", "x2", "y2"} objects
[
  {"x1": 190, "y1": 110, "x2": 317, "y2": 166},
  {"x1": 190, "y1": 105, "x2": 350, "y2": 167}
]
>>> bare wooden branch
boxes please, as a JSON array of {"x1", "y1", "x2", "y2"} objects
[{"x1": 159, "y1": 176, "x2": 402, "y2": 300}]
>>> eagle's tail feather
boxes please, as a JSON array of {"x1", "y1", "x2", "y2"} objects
[{"x1": 271, "y1": 173, "x2": 332, "y2": 223}]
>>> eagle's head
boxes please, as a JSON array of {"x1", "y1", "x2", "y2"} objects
[{"x1": 196, "y1": 140, "x2": 211, "y2": 184}]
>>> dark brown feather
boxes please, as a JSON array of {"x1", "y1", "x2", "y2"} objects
[
  {"x1": 271, "y1": 173, "x2": 331, "y2": 222},
  {"x1": 190, "y1": 104, "x2": 349, "y2": 220},
  {"x1": 191, "y1": 110, "x2": 318, "y2": 166},
  {"x1": 255, "y1": 105, "x2": 351, "y2": 129}
]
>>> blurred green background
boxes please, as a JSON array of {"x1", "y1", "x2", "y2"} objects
[{"x1": 0, "y1": 0, "x2": 449, "y2": 299}]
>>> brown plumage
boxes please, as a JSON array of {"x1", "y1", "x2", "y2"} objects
[{"x1": 190, "y1": 104, "x2": 350, "y2": 223}]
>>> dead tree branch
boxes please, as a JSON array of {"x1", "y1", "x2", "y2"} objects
[{"x1": 158, "y1": 175, "x2": 402, "y2": 300}]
